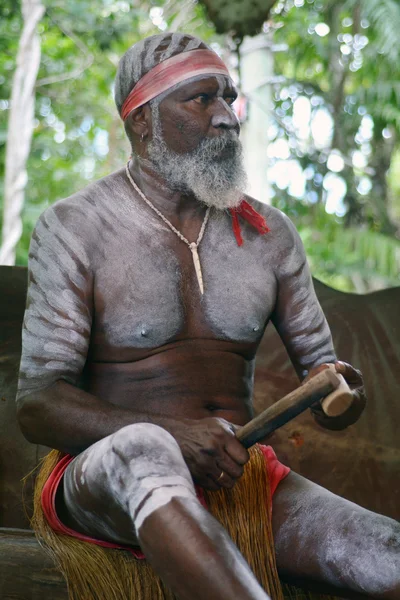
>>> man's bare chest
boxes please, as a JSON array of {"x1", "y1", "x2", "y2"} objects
[{"x1": 89, "y1": 212, "x2": 277, "y2": 358}]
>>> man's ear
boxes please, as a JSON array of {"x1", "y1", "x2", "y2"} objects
[{"x1": 126, "y1": 105, "x2": 151, "y2": 140}]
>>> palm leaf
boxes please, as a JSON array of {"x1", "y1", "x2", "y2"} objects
[
  {"x1": 345, "y1": 0, "x2": 400, "y2": 64},
  {"x1": 300, "y1": 222, "x2": 400, "y2": 290}
]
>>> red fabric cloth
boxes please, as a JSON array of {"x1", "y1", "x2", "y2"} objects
[
  {"x1": 229, "y1": 201, "x2": 270, "y2": 247},
  {"x1": 41, "y1": 444, "x2": 290, "y2": 559},
  {"x1": 121, "y1": 50, "x2": 230, "y2": 121}
]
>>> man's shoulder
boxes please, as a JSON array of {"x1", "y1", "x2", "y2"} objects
[
  {"x1": 32, "y1": 168, "x2": 127, "y2": 259},
  {"x1": 42, "y1": 167, "x2": 127, "y2": 222},
  {"x1": 242, "y1": 195, "x2": 299, "y2": 244}
]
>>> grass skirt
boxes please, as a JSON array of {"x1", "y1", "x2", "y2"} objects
[{"x1": 31, "y1": 445, "x2": 337, "y2": 600}]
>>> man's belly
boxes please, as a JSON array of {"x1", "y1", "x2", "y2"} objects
[{"x1": 83, "y1": 340, "x2": 255, "y2": 425}]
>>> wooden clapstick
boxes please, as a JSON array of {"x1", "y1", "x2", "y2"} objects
[
  {"x1": 320, "y1": 364, "x2": 353, "y2": 417},
  {"x1": 236, "y1": 368, "x2": 342, "y2": 449}
]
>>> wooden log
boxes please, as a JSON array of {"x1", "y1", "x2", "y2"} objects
[
  {"x1": 0, "y1": 527, "x2": 68, "y2": 599},
  {"x1": 0, "y1": 529, "x2": 372, "y2": 600},
  {"x1": 281, "y1": 576, "x2": 372, "y2": 600}
]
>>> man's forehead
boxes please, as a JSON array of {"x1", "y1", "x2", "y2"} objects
[{"x1": 160, "y1": 73, "x2": 237, "y2": 100}]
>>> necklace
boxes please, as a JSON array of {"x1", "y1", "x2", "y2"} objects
[{"x1": 125, "y1": 163, "x2": 210, "y2": 295}]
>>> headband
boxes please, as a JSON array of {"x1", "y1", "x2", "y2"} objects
[{"x1": 120, "y1": 49, "x2": 230, "y2": 121}]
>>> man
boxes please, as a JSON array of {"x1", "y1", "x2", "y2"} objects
[{"x1": 16, "y1": 33, "x2": 399, "y2": 600}]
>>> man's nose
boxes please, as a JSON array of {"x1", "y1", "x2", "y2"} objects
[{"x1": 211, "y1": 99, "x2": 240, "y2": 133}]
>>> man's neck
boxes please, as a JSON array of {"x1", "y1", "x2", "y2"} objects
[{"x1": 127, "y1": 157, "x2": 206, "y2": 226}]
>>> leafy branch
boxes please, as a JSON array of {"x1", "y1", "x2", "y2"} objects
[{"x1": 35, "y1": 10, "x2": 93, "y2": 87}]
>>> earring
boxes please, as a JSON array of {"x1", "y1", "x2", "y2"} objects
[{"x1": 140, "y1": 133, "x2": 145, "y2": 142}]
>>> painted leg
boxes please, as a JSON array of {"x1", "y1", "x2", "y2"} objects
[
  {"x1": 272, "y1": 472, "x2": 400, "y2": 599},
  {"x1": 58, "y1": 423, "x2": 270, "y2": 600},
  {"x1": 138, "y1": 496, "x2": 270, "y2": 600}
]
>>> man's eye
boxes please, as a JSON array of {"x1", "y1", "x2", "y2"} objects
[
  {"x1": 225, "y1": 96, "x2": 237, "y2": 106},
  {"x1": 192, "y1": 94, "x2": 209, "y2": 104}
]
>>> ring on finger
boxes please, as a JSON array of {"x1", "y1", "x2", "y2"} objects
[{"x1": 217, "y1": 471, "x2": 225, "y2": 482}]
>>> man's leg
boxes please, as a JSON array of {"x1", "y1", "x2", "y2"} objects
[
  {"x1": 272, "y1": 472, "x2": 400, "y2": 599},
  {"x1": 57, "y1": 423, "x2": 269, "y2": 600}
]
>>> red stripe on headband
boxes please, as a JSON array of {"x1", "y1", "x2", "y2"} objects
[{"x1": 121, "y1": 49, "x2": 230, "y2": 121}]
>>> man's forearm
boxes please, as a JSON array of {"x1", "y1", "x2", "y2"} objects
[{"x1": 17, "y1": 380, "x2": 182, "y2": 455}]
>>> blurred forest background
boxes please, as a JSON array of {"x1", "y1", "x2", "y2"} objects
[{"x1": 1, "y1": 0, "x2": 400, "y2": 292}]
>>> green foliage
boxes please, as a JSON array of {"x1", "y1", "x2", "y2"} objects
[
  {"x1": 301, "y1": 206, "x2": 399, "y2": 291},
  {"x1": 267, "y1": 0, "x2": 400, "y2": 291},
  {"x1": 1, "y1": 0, "x2": 399, "y2": 292},
  {"x1": 345, "y1": 0, "x2": 400, "y2": 64}
]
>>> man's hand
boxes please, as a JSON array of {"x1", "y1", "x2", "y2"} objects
[
  {"x1": 308, "y1": 361, "x2": 366, "y2": 430},
  {"x1": 168, "y1": 417, "x2": 250, "y2": 490}
]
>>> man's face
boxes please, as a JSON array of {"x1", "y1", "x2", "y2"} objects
[
  {"x1": 145, "y1": 74, "x2": 247, "y2": 210},
  {"x1": 153, "y1": 75, "x2": 240, "y2": 155}
]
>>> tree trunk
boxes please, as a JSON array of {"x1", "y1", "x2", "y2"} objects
[
  {"x1": 0, "y1": 0, "x2": 45, "y2": 266},
  {"x1": 239, "y1": 34, "x2": 275, "y2": 205}
]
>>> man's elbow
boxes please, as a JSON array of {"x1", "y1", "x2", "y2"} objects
[{"x1": 16, "y1": 392, "x2": 47, "y2": 444}]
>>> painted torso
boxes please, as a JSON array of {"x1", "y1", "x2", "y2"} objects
[{"x1": 18, "y1": 168, "x2": 335, "y2": 425}]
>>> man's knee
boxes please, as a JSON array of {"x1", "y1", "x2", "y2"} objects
[
  {"x1": 110, "y1": 422, "x2": 183, "y2": 465},
  {"x1": 108, "y1": 423, "x2": 197, "y2": 533},
  {"x1": 370, "y1": 518, "x2": 400, "y2": 598},
  {"x1": 336, "y1": 511, "x2": 400, "y2": 598},
  {"x1": 65, "y1": 424, "x2": 197, "y2": 536}
]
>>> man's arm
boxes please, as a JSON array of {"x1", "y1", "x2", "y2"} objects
[
  {"x1": 270, "y1": 211, "x2": 365, "y2": 428},
  {"x1": 270, "y1": 212, "x2": 336, "y2": 378},
  {"x1": 17, "y1": 203, "x2": 248, "y2": 487},
  {"x1": 16, "y1": 202, "x2": 133, "y2": 454}
]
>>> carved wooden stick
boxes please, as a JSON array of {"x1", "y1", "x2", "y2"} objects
[{"x1": 236, "y1": 369, "x2": 342, "y2": 449}]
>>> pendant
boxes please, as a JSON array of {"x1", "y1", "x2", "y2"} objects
[{"x1": 189, "y1": 243, "x2": 204, "y2": 295}]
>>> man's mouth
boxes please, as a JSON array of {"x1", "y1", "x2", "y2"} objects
[{"x1": 198, "y1": 133, "x2": 240, "y2": 159}]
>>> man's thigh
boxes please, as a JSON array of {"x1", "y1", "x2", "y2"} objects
[
  {"x1": 272, "y1": 472, "x2": 400, "y2": 598},
  {"x1": 55, "y1": 423, "x2": 197, "y2": 548},
  {"x1": 56, "y1": 435, "x2": 140, "y2": 547}
]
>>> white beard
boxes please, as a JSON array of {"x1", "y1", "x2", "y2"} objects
[{"x1": 146, "y1": 104, "x2": 248, "y2": 210}]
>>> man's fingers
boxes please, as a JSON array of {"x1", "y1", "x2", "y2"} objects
[
  {"x1": 335, "y1": 361, "x2": 363, "y2": 386},
  {"x1": 304, "y1": 361, "x2": 363, "y2": 388},
  {"x1": 195, "y1": 463, "x2": 237, "y2": 490},
  {"x1": 224, "y1": 438, "x2": 250, "y2": 466},
  {"x1": 216, "y1": 453, "x2": 244, "y2": 480},
  {"x1": 202, "y1": 475, "x2": 221, "y2": 491},
  {"x1": 312, "y1": 389, "x2": 366, "y2": 430},
  {"x1": 181, "y1": 417, "x2": 250, "y2": 489},
  {"x1": 211, "y1": 468, "x2": 236, "y2": 489},
  {"x1": 212, "y1": 417, "x2": 250, "y2": 466}
]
